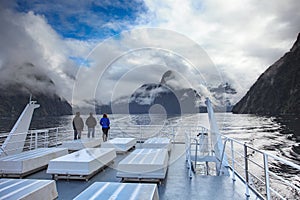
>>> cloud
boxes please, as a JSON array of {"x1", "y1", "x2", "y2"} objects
[
  {"x1": 71, "y1": 28, "x2": 222, "y2": 107},
  {"x1": 140, "y1": 0, "x2": 300, "y2": 100},
  {"x1": 0, "y1": 3, "x2": 86, "y2": 101},
  {"x1": 1, "y1": 0, "x2": 299, "y2": 109}
]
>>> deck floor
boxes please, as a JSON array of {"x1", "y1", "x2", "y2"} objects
[{"x1": 26, "y1": 144, "x2": 259, "y2": 200}]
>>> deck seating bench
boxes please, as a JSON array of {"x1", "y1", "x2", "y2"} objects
[
  {"x1": 101, "y1": 138, "x2": 136, "y2": 153},
  {"x1": 0, "y1": 148, "x2": 68, "y2": 178},
  {"x1": 47, "y1": 148, "x2": 116, "y2": 181},
  {"x1": 0, "y1": 178, "x2": 58, "y2": 200},
  {"x1": 60, "y1": 138, "x2": 102, "y2": 151},
  {"x1": 117, "y1": 148, "x2": 169, "y2": 183},
  {"x1": 141, "y1": 137, "x2": 172, "y2": 152},
  {"x1": 74, "y1": 182, "x2": 159, "y2": 200}
]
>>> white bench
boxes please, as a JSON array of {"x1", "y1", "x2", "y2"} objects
[
  {"x1": 142, "y1": 137, "x2": 172, "y2": 151},
  {"x1": 0, "y1": 148, "x2": 68, "y2": 178},
  {"x1": 61, "y1": 138, "x2": 102, "y2": 151},
  {"x1": 0, "y1": 179, "x2": 58, "y2": 200},
  {"x1": 117, "y1": 148, "x2": 169, "y2": 182},
  {"x1": 101, "y1": 138, "x2": 136, "y2": 153},
  {"x1": 74, "y1": 182, "x2": 159, "y2": 200},
  {"x1": 47, "y1": 148, "x2": 116, "y2": 180}
]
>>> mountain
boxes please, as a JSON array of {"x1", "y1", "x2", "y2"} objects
[
  {"x1": 0, "y1": 86, "x2": 72, "y2": 118},
  {"x1": 209, "y1": 82, "x2": 237, "y2": 112},
  {"x1": 128, "y1": 83, "x2": 202, "y2": 116},
  {"x1": 0, "y1": 63, "x2": 72, "y2": 119},
  {"x1": 232, "y1": 33, "x2": 300, "y2": 115},
  {"x1": 96, "y1": 70, "x2": 238, "y2": 115}
]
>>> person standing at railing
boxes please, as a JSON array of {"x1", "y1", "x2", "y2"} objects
[
  {"x1": 72, "y1": 112, "x2": 84, "y2": 140},
  {"x1": 100, "y1": 113, "x2": 110, "y2": 142},
  {"x1": 86, "y1": 112, "x2": 97, "y2": 138}
]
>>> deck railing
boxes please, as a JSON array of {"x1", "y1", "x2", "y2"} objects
[
  {"x1": 220, "y1": 134, "x2": 300, "y2": 199},
  {"x1": 0, "y1": 127, "x2": 69, "y2": 154},
  {"x1": 0, "y1": 132, "x2": 30, "y2": 155}
]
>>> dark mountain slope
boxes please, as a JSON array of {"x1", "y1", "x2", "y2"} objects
[
  {"x1": 0, "y1": 63, "x2": 72, "y2": 119},
  {"x1": 232, "y1": 33, "x2": 300, "y2": 115}
]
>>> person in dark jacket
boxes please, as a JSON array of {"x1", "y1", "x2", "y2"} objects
[
  {"x1": 100, "y1": 113, "x2": 110, "y2": 142},
  {"x1": 85, "y1": 112, "x2": 97, "y2": 138},
  {"x1": 72, "y1": 112, "x2": 84, "y2": 140}
]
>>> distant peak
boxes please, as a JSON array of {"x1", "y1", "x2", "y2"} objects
[
  {"x1": 160, "y1": 70, "x2": 175, "y2": 85},
  {"x1": 290, "y1": 32, "x2": 300, "y2": 52}
]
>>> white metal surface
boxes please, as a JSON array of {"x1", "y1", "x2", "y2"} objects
[
  {"x1": 0, "y1": 148, "x2": 68, "y2": 176},
  {"x1": 205, "y1": 98, "x2": 229, "y2": 175},
  {"x1": 117, "y1": 148, "x2": 169, "y2": 179},
  {"x1": 101, "y1": 138, "x2": 136, "y2": 152},
  {"x1": 47, "y1": 148, "x2": 116, "y2": 176},
  {"x1": 74, "y1": 182, "x2": 159, "y2": 200},
  {"x1": 141, "y1": 137, "x2": 171, "y2": 151},
  {"x1": 1, "y1": 101, "x2": 40, "y2": 157},
  {"x1": 0, "y1": 178, "x2": 58, "y2": 200},
  {"x1": 61, "y1": 138, "x2": 102, "y2": 151}
]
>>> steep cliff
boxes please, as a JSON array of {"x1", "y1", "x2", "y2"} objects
[
  {"x1": 0, "y1": 63, "x2": 72, "y2": 118},
  {"x1": 232, "y1": 33, "x2": 300, "y2": 115},
  {"x1": 0, "y1": 84, "x2": 72, "y2": 119}
]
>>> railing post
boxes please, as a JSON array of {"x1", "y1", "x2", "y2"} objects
[
  {"x1": 30, "y1": 131, "x2": 33, "y2": 150},
  {"x1": 139, "y1": 125, "x2": 142, "y2": 148},
  {"x1": 263, "y1": 153, "x2": 271, "y2": 200},
  {"x1": 56, "y1": 128, "x2": 58, "y2": 147},
  {"x1": 35, "y1": 131, "x2": 38, "y2": 149},
  {"x1": 244, "y1": 143, "x2": 250, "y2": 197},
  {"x1": 44, "y1": 130, "x2": 48, "y2": 148},
  {"x1": 185, "y1": 130, "x2": 192, "y2": 178},
  {"x1": 195, "y1": 138, "x2": 198, "y2": 171},
  {"x1": 172, "y1": 126, "x2": 175, "y2": 142},
  {"x1": 231, "y1": 140, "x2": 236, "y2": 181}
]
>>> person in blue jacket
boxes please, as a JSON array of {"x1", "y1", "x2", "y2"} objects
[{"x1": 100, "y1": 113, "x2": 110, "y2": 142}]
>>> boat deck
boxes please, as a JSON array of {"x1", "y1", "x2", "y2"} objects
[{"x1": 25, "y1": 144, "x2": 259, "y2": 200}]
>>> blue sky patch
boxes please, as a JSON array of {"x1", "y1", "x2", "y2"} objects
[
  {"x1": 15, "y1": 0, "x2": 148, "y2": 40},
  {"x1": 69, "y1": 56, "x2": 91, "y2": 67}
]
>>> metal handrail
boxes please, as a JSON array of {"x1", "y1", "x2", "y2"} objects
[
  {"x1": 0, "y1": 130, "x2": 54, "y2": 155},
  {"x1": 220, "y1": 134, "x2": 300, "y2": 199}
]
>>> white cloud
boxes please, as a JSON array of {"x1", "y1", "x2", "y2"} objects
[
  {"x1": 140, "y1": 0, "x2": 300, "y2": 100},
  {"x1": 1, "y1": 0, "x2": 299, "y2": 108},
  {"x1": 0, "y1": 6, "x2": 89, "y2": 101},
  {"x1": 72, "y1": 28, "x2": 220, "y2": 107}
]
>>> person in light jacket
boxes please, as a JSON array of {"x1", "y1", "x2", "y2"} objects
[
  {"x1": 100, "y1": 113, "x2": 110, "y2": 142},
  {"x1": 86, "y1": 112, "x2": 97, "y2": 138},
  {"x1": 72, "y1": 112, "x2": 84, "y2": 140}
]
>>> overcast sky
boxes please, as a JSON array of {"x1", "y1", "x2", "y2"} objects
[{"x1": 0, "y1": 0, "x2": 299, "y2": 107}]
